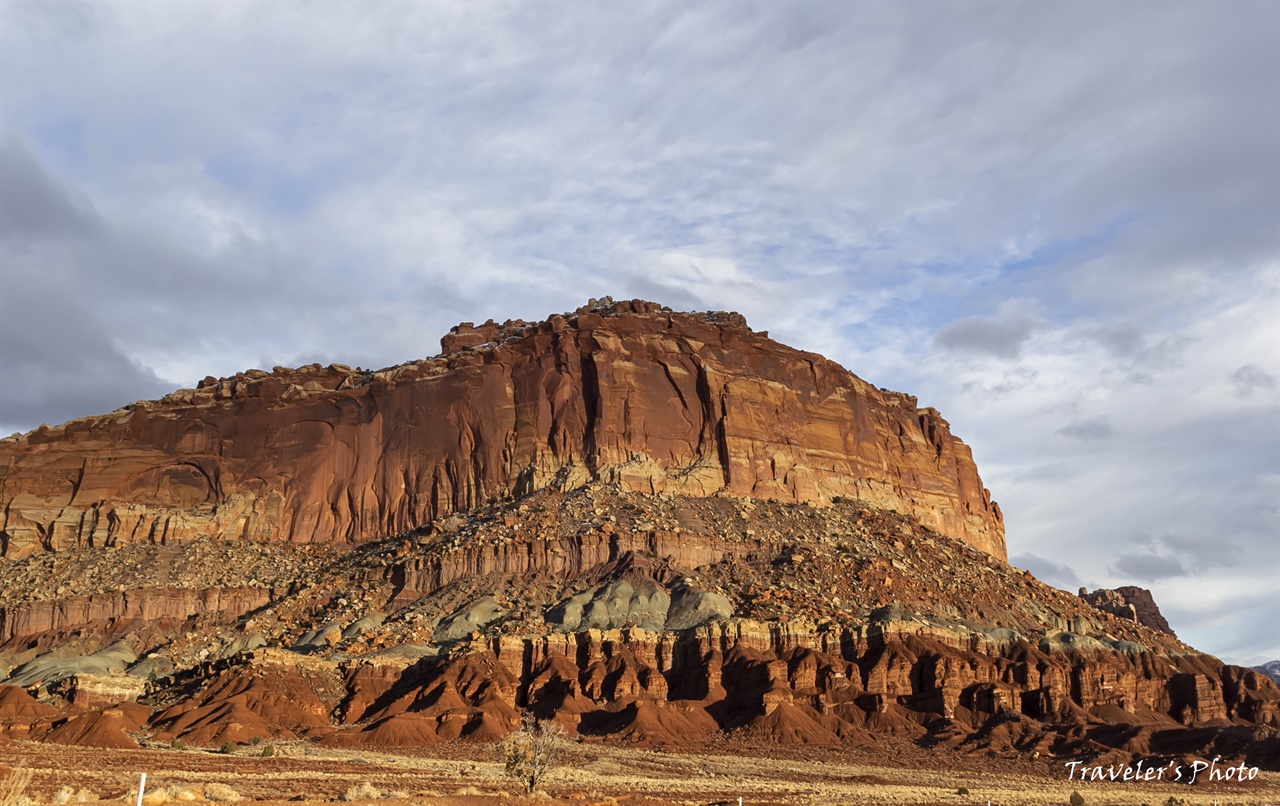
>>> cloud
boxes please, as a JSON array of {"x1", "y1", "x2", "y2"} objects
[
  {"x1": 1056, "y1": 416, "x2": 1113, "y2": 441},
  {"x1": 934, "y1": 309, "x2": 1042, "y2": 359},
  {"x1": 1012, "y1": 553, "x2": 1081, "y2": 591},
  {"x1": 1110, "y1": 554, "x2": 1188, "y2": 582},
  {"x1": 1231, "y1": 363, "x2": 1277, "y2": 396},
  {"x1": 0, "y1": 134, "x2": 98, "y2": 241},
  {"x1": 1131, "y1": 531, "x2": 1243, "y2": 573},
  {"x1": 1081, "y1": 324, "x2": 1145, "y2": 359},
  {"x1": 0, "y1": 0, "x2": 1276, "y2": 661},
  {"x1": 0, "y1": 135, "x2": 384, "y2": 433},
  {"x1": 0, "y1": 138, "x2": 174, "y2": 430}
]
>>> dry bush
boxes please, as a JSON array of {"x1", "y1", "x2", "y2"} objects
[
  {"x1": 0, "y1": 768, "x2": 32, "y2": 806},
  {"x1": 339, "y1": 782, "x2": 381, "y2": 801},
  {"x1": 202, "y1": 783, "x2": 242, "y2": 803},
  {"x1": 501, "y1": 714, "x2": 567, "y2": 795}
]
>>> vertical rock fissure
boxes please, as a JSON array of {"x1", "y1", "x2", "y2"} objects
[{"x1": 580, "y1": 353, "x2": 601, "y2": 475}]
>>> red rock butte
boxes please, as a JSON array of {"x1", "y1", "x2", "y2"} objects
[{"x1": 0, "y1": 299, "x2": 1003, "y2": 560}]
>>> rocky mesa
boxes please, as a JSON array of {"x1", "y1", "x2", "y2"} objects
[
  {"x1": 0, "y1": 298, "x2": 1002, "y2": 559},
  {"x1": 0, "y1": 298, "x2": 1276, "y2": 774}
]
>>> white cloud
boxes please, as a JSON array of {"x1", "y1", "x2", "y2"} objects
[{"x1": 1, "y1": 0, "x2": 1276, "y2": 661}]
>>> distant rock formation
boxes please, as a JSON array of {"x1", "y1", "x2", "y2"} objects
[
  {"x1": 0, "y1": 298, "x2": 1004, "y2": 560},
  {"x1": 1255, "y1": 660, "x2": 1280, "y2": 686},
  {"x1": 1079, "y1": 586, "x2": 1176, "y2": 636}
]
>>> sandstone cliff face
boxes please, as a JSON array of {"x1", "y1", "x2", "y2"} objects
[{"x1": 0, "y1": 299, "x2": 1003, "y2": 560}]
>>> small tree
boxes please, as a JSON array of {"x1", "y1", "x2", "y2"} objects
[{"x1": 501, "y1": 714, "x2": 566, "y2": 795}]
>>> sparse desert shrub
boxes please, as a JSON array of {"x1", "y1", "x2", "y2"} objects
[
  {"x1": 139, "y1": 789, "x2": 169, "y2": 805},
  {"x1": 202, "y1": 783, "x2": 242, "y2": 803},
  {"x1": 52, "y1": 788, "x2": 100, "y2": 804},
  {"x1": 501, "y1": 714, "x2": 566, "y2": 795},
  {"x1": 339, "y1": 782, "x2": 381, "y2": 801},
  {"x1": 956, "y1": 787, "x2": 969, "y2": 795},
  {"x1": 248, "y1": 736, "x2": 262, "y2": 746},
  {"x1": 1069, "y1": 792, "x2": 1085, "y2": 806},
  {"x1": 0, "y1": 768, "x2": 33, "y2": 806},
  {"x1": 260, "y1": 743, "x2": 276, "y2": 757},
  {"x1": 218, "y1": 741, "x2": 237, "y2": 755},
  {"x1": 170, "y1": 738, "x2": 188, "y2": 750}
]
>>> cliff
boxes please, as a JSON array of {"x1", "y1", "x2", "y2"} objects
[{"x1": 0, "y1": 299, "x2": 1003, "y2": 560}]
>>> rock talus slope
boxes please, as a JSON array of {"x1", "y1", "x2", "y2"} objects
[{"x1": 0, "y1": 299, "x2": 1003, "y2": 559}]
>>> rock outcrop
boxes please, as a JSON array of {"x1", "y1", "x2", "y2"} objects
[
  {"x1": 0, "y1": 299, "x2": 1003, "y2": 560},
  {"x1": 1080, "y1": 586, "x2": 1176, "y2": 637}
]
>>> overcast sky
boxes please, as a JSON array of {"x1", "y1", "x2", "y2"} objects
[{"x1": 1, "y1": 1, "x2": 1276, "y2": 664}]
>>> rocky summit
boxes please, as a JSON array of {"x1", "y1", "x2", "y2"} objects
[{"x1": 0, "y1": 298, "x2": 1277, "y2": 770}]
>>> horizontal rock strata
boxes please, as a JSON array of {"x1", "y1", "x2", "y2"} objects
[{"x1": 4, "y1": 622, "x2": 1275, "y2": 767}]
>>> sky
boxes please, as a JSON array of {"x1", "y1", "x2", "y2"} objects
[{"x1": 1, "y1": 1, "x2": 1277, "y2": 665}]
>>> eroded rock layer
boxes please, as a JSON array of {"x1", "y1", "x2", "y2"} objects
[
  {"x1": 0, "y1": 299, "x2": 1003, "y2": 559},
  {"x1": 0, "y1": 487, "x2": 1276, "y2": 767}
]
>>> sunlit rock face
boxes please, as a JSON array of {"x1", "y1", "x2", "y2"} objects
[{"x1": 0, "y1": 298, "x2": 1004, "y2": 560}]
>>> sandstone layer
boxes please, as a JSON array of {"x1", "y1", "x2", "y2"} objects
[{"x1": 0, "y1": 299, "x2": 1003, "y2": 560}]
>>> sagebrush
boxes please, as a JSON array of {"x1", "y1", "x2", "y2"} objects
[{"x1": 501, "y1": 714, "x2": 566, "y2": 795}]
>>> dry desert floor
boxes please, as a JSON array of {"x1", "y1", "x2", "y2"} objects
[{"x1": 2, "y1": 737, "x2": 1277, "y2": 805}]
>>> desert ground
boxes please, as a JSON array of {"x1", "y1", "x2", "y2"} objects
[{"x1": 3, "y1": 736, "x2": 1277, "y2": 806}]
